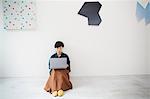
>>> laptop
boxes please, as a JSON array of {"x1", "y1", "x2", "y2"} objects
[{"x1": 50, "y1": 58, "x2": 68, "y2": 69}]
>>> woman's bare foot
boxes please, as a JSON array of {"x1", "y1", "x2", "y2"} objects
[
  {"x1": 57, "y1": 89, "x2": 64, "y2": 97},
  {"x1": 52, "y1": 91, "x2": 57, "y2": 97}
]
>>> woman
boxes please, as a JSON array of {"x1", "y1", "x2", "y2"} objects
[{"x1": 44, "y1": 41, "x2": 72, "y2": 97}]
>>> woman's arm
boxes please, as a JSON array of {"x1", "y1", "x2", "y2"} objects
[
  {"x1": 49, "y1": 58, "x2": 52, "y2": 75},
  {"x1": 66, "y1": 55, "x2": 71, "y2": 72},
  {"x1": 49, "y1": 54, "x2": 56, "y2": 75}
]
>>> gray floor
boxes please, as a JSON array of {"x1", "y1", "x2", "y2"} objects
[{"x1": 0, "y1": 75, "x2": 149, "y2": 99}]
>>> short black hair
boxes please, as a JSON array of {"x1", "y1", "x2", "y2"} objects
[{"x1": 54, "y1": 41, "x2": 64, "y2": 48}]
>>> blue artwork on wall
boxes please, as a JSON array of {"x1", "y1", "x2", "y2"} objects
[
  {"x1": 2, "y1": 0, "x2": 36, "y2": 30},
  {"x1": 136, "y1": 0, "x2": 150, "y2": 25},
  {"x1": 78, "y1": 2, "x2": 102, "y2": 26}
]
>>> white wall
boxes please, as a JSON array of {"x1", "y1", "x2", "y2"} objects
[
  {"x1": 0, "y1": 0, "x2": 149, "y2": 77},
  {"x1": 148, "y1": 24, "x2": 150, "y2": 74}
]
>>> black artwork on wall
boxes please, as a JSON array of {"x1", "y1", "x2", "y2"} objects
[{"x1": 78, "y1": 2, "x2": 102, "y2": 26}]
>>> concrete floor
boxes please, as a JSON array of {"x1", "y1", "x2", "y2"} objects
[{"x1": 0, "y1": 75, "x2": 149, "y2": 99}]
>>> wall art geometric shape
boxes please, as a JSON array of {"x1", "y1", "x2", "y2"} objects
[
  {"x1": 78, "y1": 2, "x2": 102, "y2": 26},
  {"x1": 136, "y1": 0, "x2": 150, "y2": 25},
  {"x1": 2, "y1": 0, "x2": 36, "y2": 30}
]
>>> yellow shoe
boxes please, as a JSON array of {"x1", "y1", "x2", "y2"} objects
[
  {"x1": 57, "y1": 90, "x2": 64, "y2": 97},
  {"x1": 52, "y1": 91, "x2": 57, "y2": 97}
]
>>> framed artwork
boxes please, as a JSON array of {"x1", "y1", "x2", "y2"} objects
[
  {"x1": 136, "y1": 0, "x2": 150, "y2": 25},
  {"x1": 2, "y1": 0, "x2": 36, "y2": 30}
]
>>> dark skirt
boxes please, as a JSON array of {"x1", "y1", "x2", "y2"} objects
[{"x1": 44, "y1": 69, "x2": 72, "y2": 93}]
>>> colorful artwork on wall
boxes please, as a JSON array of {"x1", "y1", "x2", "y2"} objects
[
  {"x1": 78, "y1": 2, "x2": 102, "y2": 26},
  {"x1": 2, "y1": 0, "x2": 36, "y2": 30},
  {"x1": 136, "y1": 0, "x2": 150, "y2": 25}
]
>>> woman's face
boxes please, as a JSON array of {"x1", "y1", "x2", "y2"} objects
[{"x1": 56, "y1": 46, "x2": 63, "y2": 54}]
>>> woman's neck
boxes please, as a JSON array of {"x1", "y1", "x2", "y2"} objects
[{"x1": 57, "y1": 52, "x2": 62, "y2": 57}]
